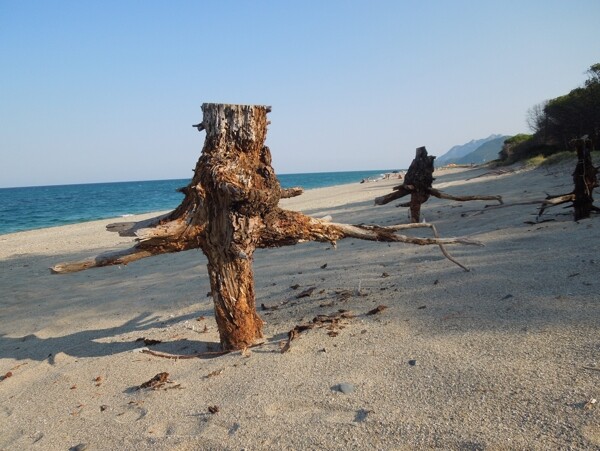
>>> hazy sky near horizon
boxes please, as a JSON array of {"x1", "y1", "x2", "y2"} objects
[{"x1": 1, "y1": 1, "x2": 599, "y2": 188}]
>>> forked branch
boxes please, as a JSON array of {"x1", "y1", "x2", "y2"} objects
[
  {"x1": 537, "y1": 193, "x2": 575, "y2": 218},
  {"x1": 375, "y1": 185, "x2": 503, "y2": 206},
  {"x1": 52, "y1": 210, "x2": 480, "y2": 274}
]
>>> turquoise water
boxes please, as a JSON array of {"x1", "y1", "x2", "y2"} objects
[{"x1": 0, "y1": 170, "x2": 394, "y2": 235}]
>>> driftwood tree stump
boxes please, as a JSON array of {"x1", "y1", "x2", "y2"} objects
[
  {"x1": 538, "y1": 137, "x2": 599, "y2": 220},
  {"x1": 375, "y1": 147, "x2": 503, "y2": 223},
  {"x1": 52, "y1": 104, "x2": 482, "y2": 351}
]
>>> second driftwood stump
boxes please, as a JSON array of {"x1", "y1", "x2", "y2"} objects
[
  {"x1": 375, "y1": 147, "x2": 503, "y2": 223},
  {"x1": 538, "y1": 137, "x2": 599, "y2": 221},
  {"x1": 53, "y1": 104, "x2": 482, "y2": 351}
]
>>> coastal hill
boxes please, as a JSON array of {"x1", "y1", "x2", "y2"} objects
[
  {"x1": 435, "y1": 134, "x2": 508, "y2": 166},
  {"x1": 452, "y1": 135, "x2": 510, "y2": 165}
]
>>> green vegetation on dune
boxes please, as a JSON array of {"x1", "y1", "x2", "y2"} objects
[
  {"x1": 499, "y1": 63, "x2": 600, "y2": 164},
  {"x1": 517, "y1": 150, "x2": 600, "y2": 169}
]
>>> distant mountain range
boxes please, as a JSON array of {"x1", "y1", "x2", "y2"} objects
[{"x1": 435, "y1": 134, "x2": 510, "y2": 166}]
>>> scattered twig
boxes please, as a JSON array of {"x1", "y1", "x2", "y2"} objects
[
  {"x1": 366, "y1": 305, "x2": 388, "y2": 315},
  {"x1": 1, "y1": 362, "x2": 28, "y2": 382},
  {"x1": 296, "y1": 287, "x2": 316, "y2": 298},
  {"x1": 335, "y1": 290, "x2": 353, "y2": 301},
  {"x1": 0, "y1": 372, "x2": 13, "y2": 382},
  {"x1": 281, "y1": 310, "x2": 358, "y2": 353},
  {"x1": 204, "y1": 368, "x2": 224, "y2": 379},
  {"x1": 141, "y1": 349, "x2": 230, "y2": 360}
]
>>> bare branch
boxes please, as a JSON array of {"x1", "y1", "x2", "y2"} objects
[
  {"x1": 258, "y1": 209, "x2": 480, "y2": 271},
  {"x1": 280, "y1": 187, "x2": 304, "y2": 199},
  {"x1": 428, "y1": 188, "x2": 503, "y2": 205},
  {"x1": 106, "y1": 213, "x2": 169, "y2": 237},
  {"x1": 51, "y1": 222, "x2": 205, "y2": 274},
  {"x1": 374, "y1": 185, "x2": 413, "y2": 205},
  {"x1": 330, "y1": 222, "x2": 480, "y2": 272},
  {"x1": 537, "y1": 193, "x2": 575, "y2": 218},
  {"x1": 51, "y1": 248, "x2": 155, "y2": 274}
]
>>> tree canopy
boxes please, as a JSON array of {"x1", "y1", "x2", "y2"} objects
[{"x1": 500, "y1": 63, "x2": 600, "y2": 163}]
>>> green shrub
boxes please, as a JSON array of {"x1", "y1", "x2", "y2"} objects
[{"x1": 540, "y1": 151, "x2": 576, "y2": 166}]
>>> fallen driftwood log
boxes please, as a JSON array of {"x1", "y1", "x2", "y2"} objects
[
  {"x1": 52, "y1": 103, "x2": 482, "y2": 351},
  {"x1": 375, "y1": 147, "x2": 503, "y2": 222}
]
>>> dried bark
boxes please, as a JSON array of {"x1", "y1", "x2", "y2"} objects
[
  {"x1": 538, "y1": 137, "x2": 599, "y2": 220},
  {"x1": 375, "y1": 147, "x2": 502, "y2": 222},
  {"x1": 572, "y1": 138, "x2": 599, "y2": 220},
  {"x1": 52, "y1": 104, "x2": 482, "y2": 351},
  {"x1": 400, "y1": 146, "x2": 433, "y2": 222}
]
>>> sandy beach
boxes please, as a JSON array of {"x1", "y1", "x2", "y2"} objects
[{"x1": 1, "y1": 163, "x2": 599, "y2": 450}]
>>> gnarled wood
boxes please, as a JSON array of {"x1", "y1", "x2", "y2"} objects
[
  {"x1": 375, "y1": 147, "x2": 502, "y2": 222},
  {"x1": 404, "y1": 146, "x2": 434, "y2": 223},
  {"x1": 572, "y1": 138, "x2": 598, "y2": 220},
  {"x1": 53, "y1": 104, "x2": 482, "y2": 351},
  {"x1": 538, "y1": 137, "x2": 599, "y2": 220}
]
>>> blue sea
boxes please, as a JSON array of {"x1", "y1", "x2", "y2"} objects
[{"x1": 0, "y1": 170, "x2": 395, "y2": 235}]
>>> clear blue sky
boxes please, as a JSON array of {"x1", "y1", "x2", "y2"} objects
[{"x1": 1, "y1": 1, "x2": 598, "y2": 187}]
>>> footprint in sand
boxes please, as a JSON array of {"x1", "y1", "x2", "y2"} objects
[
  {"x1": 263, "y1": 400, "x2": 357, "y2": 424},
  {"x1": 0, "y1": 405, "x2": 12, "y2": 418},
  {"x1": 582, "y1": 424, "x2": 600, "y2": 446},
  {"x1": 114, "y1": 404, "x2": 147, "y2": 423},
  {"x1": 146, "y1": 415, "x2": 230, "y2": 439}
]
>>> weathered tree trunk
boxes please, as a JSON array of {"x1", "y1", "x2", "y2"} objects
[
  {"x1": 572, "y1": 138, "x2": 599, "y2": 220},
  {"x1": 538, "y1": 137, "x2": 599, "y2": 220},
  {"x1": 194, "y1": 103, "x2": 278, "y2": 349},
  {"x1": 375, "y1": 147, "x2": 502, "y2": 222},
  {"x1": 52, "y1": 104, "x2": 483, "y2": 351},
  {"x1": 404, "y1": 147, "x2": 434, "y2": 222}
]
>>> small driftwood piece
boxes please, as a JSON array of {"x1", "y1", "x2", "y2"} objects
[
  {"x1": 375, "y1": 147, "x2": 502, "y2": 222},
  {"x1": 52, "y1": 104, "x2": 481, "y2": 351},
  {"x1": 137, "y1": 372, "x2": 170, "y2": 390},
  {"x1": 538, "y1": 137, "x2": 599, "y2": 220}
]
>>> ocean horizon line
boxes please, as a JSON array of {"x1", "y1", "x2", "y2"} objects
[
  {"x1": 0, "y1": 169, "x2": 400, "y2": 190},
  {"x1": 0, "y1": 169, "x2": 400, "y2": 235}
]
